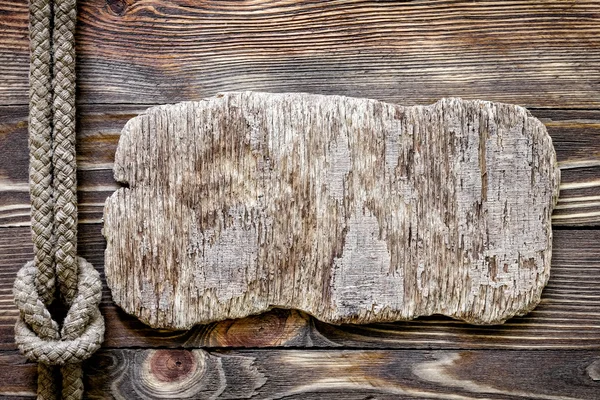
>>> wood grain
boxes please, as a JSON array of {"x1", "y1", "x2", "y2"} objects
[
  {"x1": 103, "y1": 93, "x2": 559, "y2": 329},
  {"x1": 2, "y1": 349, "x2": 599, "y2": 399},
  {"x1": 1, "y1": 0, "x2": 600, "y2": 108},
  {"x1": 1, "y1": 228, "x2": 598, "y2": 351},
  {"x1": 1, "y1": 0, "x2": 599, "y2": 396},
  {"x1": 1, "y1": 105, "x2": 598, "y2": 227}
]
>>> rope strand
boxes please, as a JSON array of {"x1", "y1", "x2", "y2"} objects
[
  {"x1": 29, "y1": 0, "x2": 56, "y2": 306},
  {"x1": 14, "y1": 0, "x2": 104, "y2": 398},
  {"x1": 52, "y1": 0, "x2": 79, "y2": 306}
]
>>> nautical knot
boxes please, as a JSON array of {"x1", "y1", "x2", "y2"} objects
[
  {"x1": 15, "y1": 0, "x2": 105, "y2": 396},
  {"x1": 14, "y1": 258, "x2": 104, "y2": 365}
]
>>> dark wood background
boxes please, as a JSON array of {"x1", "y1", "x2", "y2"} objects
[{"x1": 1, "y1": 0, "x2": 599, "y2": 398}]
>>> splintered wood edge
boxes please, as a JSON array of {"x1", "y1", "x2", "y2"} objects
[{"x1": 103, "y1": 92, "x2": 560, "y2": 329}]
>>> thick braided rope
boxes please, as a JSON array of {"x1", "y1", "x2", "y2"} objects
[
  {"x1": 52, "y1": 0, "x2": 79, "y2": 305},
  {"x1": 14, "y1": 261, "x2": 104, "y2": 399},
  {"x1": 29, "y1": 0, "x2": 55, "y2": 306},
  {"x1": 37, "y1": 364, "x2": 59, "y2": 400},
  {"x1": 14, "y1": 0, "x2": 105, "y2": 399},
  {"x1": 28, "y1": 0, "x2": 58, "y2": 396},
  {"x1": 51, "y1": 3, "x2": 100, "y2": 387},
  {"x1": 14, "y1": 259, "x2": 104, "y2": 364}
]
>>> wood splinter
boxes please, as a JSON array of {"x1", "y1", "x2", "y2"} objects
[{"x1": 103, "y1": 92, "x2": 560, "y2": 329}]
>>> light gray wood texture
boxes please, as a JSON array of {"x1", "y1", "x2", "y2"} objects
[{"x1": 103, "y1": 92, "x2": 560, "y2": 329}]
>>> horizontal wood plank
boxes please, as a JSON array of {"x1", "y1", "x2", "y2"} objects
[
  {"x1": 1, "y1": 349, "x2": 599, "y2": 399},
  {"x1": 1, "y1": 228, "x2": 599, "y2": 350},
  {"x1": 2, "y1": 0, "x2": 600, "y2": 397},
  {"x1": 1, "y1": 0, "x2": 600, "y2": 108},
  {"x1": 103, "y1": 94, "x2": 560, "y2": 329},
  {"x1": 1, "y1": 106, "x2": 599, "y2": 227}
]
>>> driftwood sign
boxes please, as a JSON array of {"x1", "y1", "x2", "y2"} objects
[{"x1": 103, "y1": 92, "x2": 560, "y2": 329}]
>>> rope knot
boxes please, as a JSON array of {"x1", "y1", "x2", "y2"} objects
[
  {"x1": 23, "y1": 0, "x2": 104, "y2": 396},
  {"x1": 14, "y1": 257, "x2": 105, "y2": 365}
]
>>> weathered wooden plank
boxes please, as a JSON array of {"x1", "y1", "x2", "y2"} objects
[
  {"x1": 0, "y1": 104, "x2": 598, "y2": 344},
  {"x1": 103, "y1": 93, "x2": 560, "y2": 329},
  {"x1": 2, "y1": 207, "x2": 599, "y2": 350},
  {"x1": 2, "y1": 0, "x2": 600, "y2": 107},
  {"x1": 2, "y1": 349, "x2": 599, "y2": 399},
  {"x1": 1, "y1": 104, "x2": 598, "y2": 227},
  {"x1": 0, "y1": 0, "x2": 598, "y2": 397}
]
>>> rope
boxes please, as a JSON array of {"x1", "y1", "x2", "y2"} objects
[{"x1": 14, "y1": 0, "x2": 104, "y2": 398}]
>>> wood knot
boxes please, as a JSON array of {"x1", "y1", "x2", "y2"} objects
[
  {"x1": 149, "y1": 350, "x2": 196, "y2": 382},
  {"x1": 217, "y1": 309, "x2": 298, "y2": 347},
  {"x1": 225, "y1": 311, "x2": 288, "y2": 347},
  {"x1": 106, "y1": 0, "x2": 128, "y2": 16}
]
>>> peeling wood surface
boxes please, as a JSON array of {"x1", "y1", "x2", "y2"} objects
[
  {"x1": 1, "y1": 0, "x2": 599, "y2": 397},
  {"x1": 104, "y1": 93, "x2": 559, "y2": 329}
]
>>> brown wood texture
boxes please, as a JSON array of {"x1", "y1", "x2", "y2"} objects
[
  {"x1": 1, "y1": 0, "x2": 599, "y2": 398},
  {"x1": 1, "y1": 106, "x2": 599, "y2": 228},
  {"x1": 1, "y1": 349, "x2": 599, "y2": 399},
  {"x1": 2, "y1": 0, "x2": 600, "y2": 108},
  {"x1": 1, "y1": 228, "x2": 599, "y2": 351}
]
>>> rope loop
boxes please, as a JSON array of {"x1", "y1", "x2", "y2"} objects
[
  {"x1": 21, "y1": 0, "x2": 104, "y2": 397},
  {"x1": 14, "y1": 257, "x2": 105, "y2": 366}
]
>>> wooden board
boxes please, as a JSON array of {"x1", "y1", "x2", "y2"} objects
[
  {"x1": 2, "y1": 0, "x2": 600, "y2": 108},
  {"x1": 2, "y1": 349, "x2": 599, "y2": 399},
  {"x1": 3, "y1": 105, "x2": 599, "y2": 227},
  {"x1": 103, "y1": 93, "x2": 559, "y2": 329},
  {"x1": 0, "y1": 228, "x2": 594, "y2": 351},
  {"x1": 0, "y1": 0, "x2": 599, "y2": 397}
]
